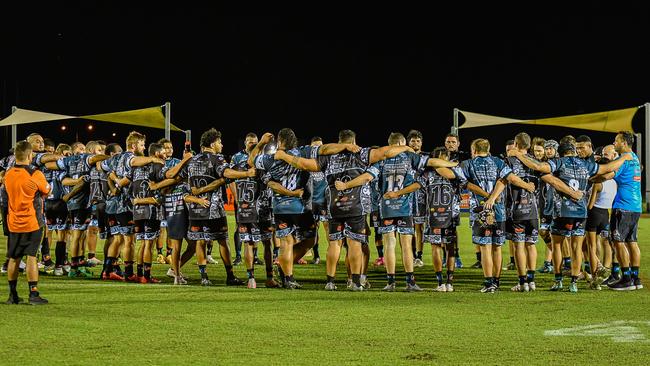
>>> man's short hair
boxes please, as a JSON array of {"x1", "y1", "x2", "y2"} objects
[
  {"x1": 43, "y1": 138, "x2": 56, "y2": 149},
  {"x1": 532, "y1": 137, "x2": 546, "y2": 147},
  {"x1": 126, "y1": 131, "x2": 146, "y2": 148},
  {"x1": 506, "y1": 139, "x2": 515, "y2": 146},
  {"x1": 514, "y1": 132, "x2": 531, "y2": 149},
  {"x1": 617, "y1": 131, "x2": 635, "y2": 146},
  {"x1": 407, "y1": 129, "x2": 423, "y2": 141},
  {"x1": 245, "y1": 132, "x2": 258, "y2": 140},
  {"x1": 388, "y1": 132, "x2": 405, "y2": 145},
  {"x1": 200, "y1": 128, "x2": 221, "y2": 148},
  {"x1": 558, "y1": 142, "x2": 576, "y2": 157},
  {"x1": 95, "y1": 140, "x2": 107, "y2": 146},
  {"x1": 148, "y1": 142, "x2": 164, "y2": 156},
  {"x1": 445, "y1": 133, "x2": 459, "y2": 141},
  {"x1": 471, "y1": 138, "x2": 490, "y2": 153},
  {"x1": 86, "y1": 141, "x2": 100, "y2": 154},
  {"x1": 560, "y1": 135, "x2": 576, "y2": 146},
  {"x1": 157, "y1": 138, "x2": 172, "y2": 145},
  {"x1": 15, "y1": 140, "x2": 32, "y2": 161},
  {"x1": 71, "y1": 141, "x2": 85, "y2": 151},
  {"x1": 576, "y1": 135, "x2": 592, "y2": 145},
  {"x1": 26, "y1": 133, "x2": 42, "y2": 144},
  {"x1": 55, "y1": 144, "x2": 72, "y2": 155},
  {"x1": 432, "y1": 146, "x2": 448, "y2": 159},
  {"x1": 105, "y1": 143, "x2": 121, "y2": 155},
  {"x1": 338, "y1": 130, "x2": 356, "y2": 143},
  {"x1": 311, "y1": 136, "x2": 323, "y2": 143},
  {"x1": 277, "y1": 128, "x2": 298, "y2": 150}
]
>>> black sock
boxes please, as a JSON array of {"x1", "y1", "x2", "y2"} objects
[
  {"x1": 526, "y1": 270, "x2": 535, "y2": 283},
  {"x1": 88, "y1": 252, "x2": 95, "y2": 259},
  {"x1": 435, "y1": 271, "x2": 443, "y2": 286},
  {"x1": 137, "y1": 264, "x2": 144, "y2": 277},
  {"x1": 166, "y1": 247, "x2": 173, "y2": 256},
  {"x1": 285, "y1": 274, "x2": 294, "y2": 283},
  {"x1": 144, "y1": 263, "x2": 152, "y2": 279},
  {"x1": 8, "y1": 279, "x2": 18, "y2": 297},
  {"x1": 312, "y1": 243, "x2": 319, "y2": 258},
  {"x1": 417, "y1": 251, "x2": 423, "y2": 260},
  {"x1": 207, "y1": 241, "x2": 214, "y2": 256},
  {"x1": 622, "y1": 267, "x2": 631, "y2": 280},
  {"x1": 253, "y1": 247, "x2": 259, "y2": 260},
  {"x1": 327, "y1": 275, "x2": 335, "y2": 283},
  {"x1": 476, "y1": 252, "x2": 481, "y2": 261},
  {"x1": 352, "y1": 274, "x2": 361, "y2": 286},
  {"x1": 225, "y1": 264, "x2": 234, "y2": 278},
  {"x1": 446, "y1": 270, "x2": 454, "y2": 283},
  {"x1": 387, "y1": 274, "x2": 395, "y2": 284},
  {"x1": 405, "y1": 272, "x2": 414, "y2": 285},
  {"x1": 105, "y1": 257, "x2": 115, "y2": 274},
  {"x1": 40, "y1": 237, "x2": 51, "y2": 263},
  {"x1": 510, "y1": 256, "x2": 515, "y2": 264},
  {"x1": 631, "y1": 266, "x2": 639, "y2": 280},
  {"x1": 494, "y1": 277, "x2": 500, "y2": 287},
  {"x1": 571, "y1": 275, "x2": 578, "y2": 283},
  {"x1": 519, "y1": 275, "x2": 526, "y2": 285},
  {"x1": 125, "y1": 262, "x2": 134, "y2": 277},
  {"x1": 247, "y1": 268, "x2": 255, "y2": 279},
  {"x1": 157, "y1": 248, "x2": 163, "y2": 255},
  {"x1": 199, "y1": 264, "x2": 208, "y2": 279},
  {"x1": 28, "y1": 281, "x2": 39, "y2": 297},
  {"x1": 377, "y1": 245, "x2": 384, "y2": 258},
  {"x1": 612, "y1": 262, "x2": 621, "y2": 275},
  {"x1": 266, "y1": 268, "x2": 274, "y2": 279},
  {"x1": 554, "y1": 273, "x2": 563, "y2": 281}
]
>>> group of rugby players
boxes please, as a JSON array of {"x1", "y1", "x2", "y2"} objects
[{"x1": 0, "y1": 126, "x2": 643, "y2": 296}]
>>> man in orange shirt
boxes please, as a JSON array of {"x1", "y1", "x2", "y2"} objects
[{"x1": 5, "y1": 141, "x2": 51, "y2": 305}]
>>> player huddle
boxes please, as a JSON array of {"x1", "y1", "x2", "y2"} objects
[{"x1": 0, "y1": 127, "x2": 643, "y2": 303}]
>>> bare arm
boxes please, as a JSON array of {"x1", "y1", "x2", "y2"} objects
[
  {"x1": 223, "y1": 167, "x2": 256, "y2": 179},
  {"x1": 267, "y1": 181, "x2": 304, "y2": 198},
  {"x1": 88, "y1": 154, "x2": 110, "y2": 165},
  {"x1": 164, "y1": 152, "x2": 193, "y2": 179},
  {"x1": 436, "y1": 167, "x2": 456, "y2": 180},
  {"x1": 45, "y1": 161, "x2": 60, "y2": 170},
  {"x1": 274, "y1": 150, "x2": 320, "y2": 172},
  {"x1": 467, "y1": 182, "x2": 490, "y2": 198},
  {"x1": 191, "y1": 178, "x2": 226, "y2": 196},
  {"x1": 247, "y1": 132, "x2": 274, "y2": 167},
  {"x1": 131, "y1": 156, "x2": 164, "y2": 167},
  {"x1": 426, "y1": 157, "x2": 458, "y2": 168},
  {"x1": 511, "y1": 150, "x2": 551, "y2": 174},
  {"x1": 334, "y1": 172, "x2": 375, "y2": 191},
  {"x1": 596, "y1": 153, "x2": 632, "y2": 175},
  {"x1": 148, "y1": 177, "x2": 180, "y2": 191},
  {"x1": 62, "y1": 181, "x2": 87, "y2": 203},
  {"x1": 484, "y1": 180, "x2": 507, "y2": 210},
  {"x1": 506, "y1": 173, "x2": 535, "y2": 193},
  {"x1": 384, "y1": 182, "x2": 422, "y2": 199},
  {"x1": 588, "y1": 182, "x2": 602, "y2": 210},
  {"x1": 318, "y1": 143, "x2": 360, "y2": 155},
  {"x1": 541, "y1": 174, "x2": 583, "y2": 201},
  {"x1": 184, "y1": 195, "x2": 210, "y2": 208},
  {"x1": 62, "y1": 176, "x2": 86, "y2": 186},
  {"x1": 39, "y1": 154, "x2": 62, "y2": 164},
  {"x1": 133, "y1": 197, "x2": 160, "y2": 206},
  {"x1": 590, "y1": 171, "x2": 615, "y2": 183},
  {"x1": 369, "y1": 145, "x2": 413, "y2": 164}
]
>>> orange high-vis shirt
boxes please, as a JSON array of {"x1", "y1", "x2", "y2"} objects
[{"x1": 5, "y1": 165, "x2": 50, "y2": 233}]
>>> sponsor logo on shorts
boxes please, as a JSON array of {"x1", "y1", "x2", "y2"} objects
[
  {"x1": 515, "y1": 227, "x2": 524, "y2": 233},
  {"x1": 383, "y1": 219, "x2": 394, "y2": 226}
]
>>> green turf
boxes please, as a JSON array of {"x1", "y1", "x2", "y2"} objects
[{"x1": 0, "y1": 214, "x2": 649, "y2": 365}]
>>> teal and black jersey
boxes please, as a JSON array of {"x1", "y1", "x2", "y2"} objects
[
  {"x1": 372, "y1": 151, "x2": 428, "y2": 219},
  {"x1": 56, "y1": 153, "x2": 93, "y2": 211},
  {"x1": 230, "y1": 149, "x2": 266, "y2": 223},
  {"x1": 613, "y1": 152, "x2": 642, "y2": 213},
  {"x1": 254, "y1": 146, "x2": 314, "y2": 215},
  {"x1": 460, "y1": 156, "x2": 512, "y2": 223},
  {"x1": 317, "y1": 147, "x2": 372, "y2": 218},
  {"x1": 181, "y1": 152, "x2": 229, "y2": 220},
  {"x1": 506, "y1": 155, "x2": 540, "y2": 221},
  {"x1": 548, "y1": 156, "x2": 598, "y2": 218},
  {"x1": 420, "y1": 166, "x2": 466, "y2": 229}
]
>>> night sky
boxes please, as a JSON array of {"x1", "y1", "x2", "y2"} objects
[{"x1": 2, "y1": 5, "x2": 650, "y2": 157}]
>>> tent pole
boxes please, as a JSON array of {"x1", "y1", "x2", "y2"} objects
[
  {"x1": 11, "y1": 106, "x2": 17, "y2": 148},
  {"x1": 645, "y1": 102, "x2": 650, "y2": 212},
  {"x1": 453, "y1": 108, "x2": 459, "y2": 135},
  {"x1": 164, "y1": 101, "x2": 171, "y2": 140}
]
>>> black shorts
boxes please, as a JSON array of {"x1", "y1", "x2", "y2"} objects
[
  {"x1": 586, "y1": 207, "x2": 610, "y2": 237},
  {"x1": 540, "y1": 215, "x2": 553, "y2": 231},
  {"x1": 370, "y1": 211, "x2": 381, "y2": 228},
  {"x1": 471, "y1": 221, "x2": 506, "y2": 246},
  {"x1": 609, "y1": 209, "x2": 640, "y2": 243},
  {"x1": 188, "y1": 217, "x2": 228, "y2": 241},
  {"x1": 329, "y1": 215, "x2": 368, "y2": 244},
  {"x1": 424, "y1": 226, "x2": 457, "y2": 245},
  {"x1": 377, "y1": 216, "x2": 414, "y2": 235},
  {"x1": 166, "y1": 212, "x2": 189, "y2": 241},
  {"x1": 45, "y1": 199, "x2": 69, "y2": 231},
  {"x1": 551, "y1": 217, "x2": 586, "y2": 237},
  {"x1": 238, "y1": 221, "x2": 274, "y2": 243},
  {"x1": 8, "y1": 228, "x2": 44, "y2": 258},
  {"x1": 134, "y1": 219, "x2": 161, "y2": 241},
  {"x1": 274, "y1": 212, "x2": 316, "y2": 241},
  {"x1": 108, "y1": 212, "x2": 134, "y2": 236},
  {"x1": 69, "y1": 208, "x2": 91, "y2": 231},
  {"x1": 91, "y1": 202, "x2": 109, "y2": 237},
  {"x1": 506, "y1": 219, "x2": 539, "y2": 244}
]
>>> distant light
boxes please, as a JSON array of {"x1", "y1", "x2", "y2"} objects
[
  {"x1": 87, "y1": 124, "x2": 93, "y2": 131},
  {"x1": 60, "y1": 125, "x2": 67, "y2": 131},
  {"x1": 112, "y1": 132, "x2": 116, "y2": 137}
]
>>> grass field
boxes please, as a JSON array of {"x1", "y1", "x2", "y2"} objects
[{"x1": 0, "y1": 214, "x2": 649, "y2": 365}]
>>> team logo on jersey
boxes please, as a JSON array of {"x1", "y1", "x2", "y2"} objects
[
  {"x1": 433, "y1": 228, "x2": 441, "y2": 235},
  {"x1": 278, "y1": 223, "x2": 288, "y2": 230},
  {"x1": 239, "y1": 226, "x2": 248, "y2": 233},
  {"x1": 565, "y1": 223, "x2": 574, "y2": 230},
  {"x1": 515, "y1": 227, "x2": 524, "y2": 233},
  {"x1": 190, "y1": 226, "x2": 201, "y2": 232},
  {"x1": 484, "y1": 229, "x2": 492, "y2": 236},
  {"x1": 241, "y1": 203, "x2": 249, "y2": 208}
]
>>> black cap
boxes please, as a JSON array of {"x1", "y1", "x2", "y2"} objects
[{"x1": 558, "y1": 142, "x2": 576, "y2": 156}]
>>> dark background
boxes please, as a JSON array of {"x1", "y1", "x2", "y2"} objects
[{"x1": 2, "y1": 4, "x2": 649, "y2": 159}]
